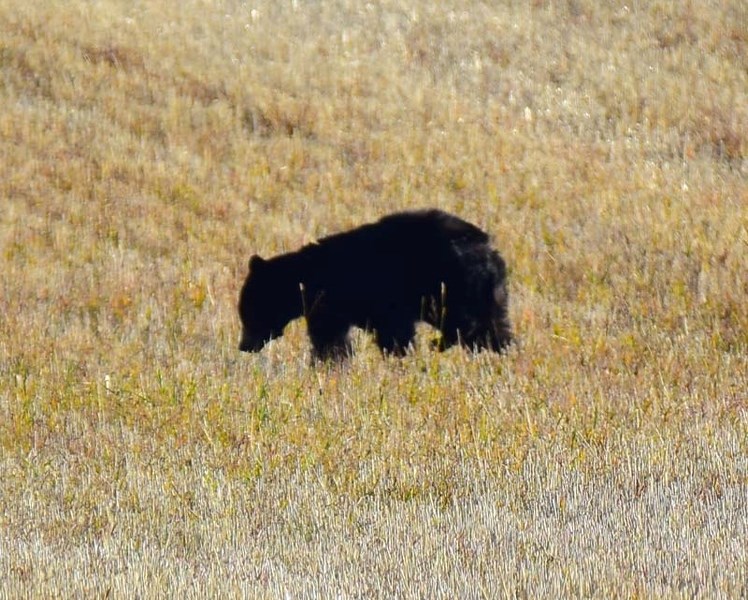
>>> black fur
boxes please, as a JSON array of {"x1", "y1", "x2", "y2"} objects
[{"x1": 238, "y1": 209, "x2": 512, "y2": 359}]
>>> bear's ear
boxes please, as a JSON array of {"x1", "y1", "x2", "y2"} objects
[{"x1": 249, "y1": 254, "x2": 266, "y2": 271}]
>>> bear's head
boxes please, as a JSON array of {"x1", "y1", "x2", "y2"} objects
[{"x1": 238, "y1": 255, "x2": 291, "y2": 352}]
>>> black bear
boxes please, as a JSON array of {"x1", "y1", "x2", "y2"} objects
[{"x1": 238, "y1": 209, "x2": 512, "y2": 359}]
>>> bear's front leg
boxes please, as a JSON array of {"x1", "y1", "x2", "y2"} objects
[{"x1": 307, "y1": 318, "x2": 352, "y2": 361}]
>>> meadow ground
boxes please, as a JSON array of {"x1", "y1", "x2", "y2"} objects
[{"x1": 1, "y1": 0, "x2": 747, "y2": 597}]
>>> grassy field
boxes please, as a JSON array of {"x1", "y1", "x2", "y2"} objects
[{"x1": 1, "y1": 0, "x2": 747, "y2": 596}]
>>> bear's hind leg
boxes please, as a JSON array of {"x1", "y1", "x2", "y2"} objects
[
  {"x1": 374, "y1": 322, "x2": 416, "y2": 357},
  {"x1": 432, "y1": 328, "x2": 459, "y2": 352},
  {"x1": 462, "y1": 320, "x2": 512, "y2": 353},
  {"x1": 433, "y1": 312, "x2": 467, "y2": 352},
  {"x1": 488, "y1": 318, "x2": 513, "y2": 351}
]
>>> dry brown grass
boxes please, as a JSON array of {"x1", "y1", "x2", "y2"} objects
[{"x1": 1, "y1": 0, "x2": 747, "y2": 597}]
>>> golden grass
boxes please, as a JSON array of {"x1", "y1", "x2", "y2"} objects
[{"x1": 1, "y1": 0, "x2": 747, "y2": 596}]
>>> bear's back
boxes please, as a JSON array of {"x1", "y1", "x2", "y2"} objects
[
  {"x1": 376, "y1": 209, "x2": 490, "y2": 247},
  {"x1": 311, "y1": 209, "x2": 489, "y2": 253}
]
